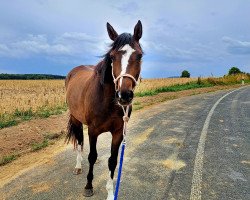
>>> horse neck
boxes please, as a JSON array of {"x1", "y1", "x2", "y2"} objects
[
  {"x1": 94, "y1": 64, "x2": 114, "y2": 100},
  {"x1": 101, "y1": 78, "x2": 116, "y2": 101}
]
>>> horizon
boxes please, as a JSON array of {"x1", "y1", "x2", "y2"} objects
[
  {"x1": 0, "y1": 71, "x2": 248, "y2": 79},
  {"x1": 0, "y1": 0, "x2": 250, "y2": 78}
]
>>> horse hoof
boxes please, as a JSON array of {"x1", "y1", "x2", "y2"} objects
[
  {"x1": 83, "y1": 188, "x2": 94, "y2": 197},
  {"x1": 73, "y1": 168, "x2": 82, "y2": 175}
]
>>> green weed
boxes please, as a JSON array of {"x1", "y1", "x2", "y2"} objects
[
  {"x1": 0, "y1": 154, "x2": 19, "y2": 166},
  {"x1": 133, "y1": 105, "x2": 144, "y2": 110},
  {"x1": 135, "y1": 82, "x2": 213, "y2": 97},
  {"x1": 31, "y1": 139, "x2": 49, "y2": 151},
  {"x1": 0, "y1": 104, "x2": 68, "y2": 129}
]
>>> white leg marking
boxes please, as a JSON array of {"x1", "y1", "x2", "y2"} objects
[
  {"x1": 75, "y1": 144, "x2": 82, "y2": 169},
  {"x1": 190, "y1": 87, "x2": 243, "y2": 200},
  {"x1": 119, "y1": 44, "x2": 135, "y2": 87},
  {"x1": 106, "y1": 173, "x2": 114, "y2": 200}
]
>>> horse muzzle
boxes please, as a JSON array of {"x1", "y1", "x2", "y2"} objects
[{"x1": 116, "y1": 90, "x2": 134, "y2": 105}]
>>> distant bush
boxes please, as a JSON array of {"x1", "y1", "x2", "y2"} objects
[
  {"x1": 206, "y1": 74, "x2": 247, "y2": 85},
  {"x1": 228, "y1": 67, "x2": 241, "y2": 75},
  {"x1": 181, "y1": 70, "x2": 190, "y2": 78}
]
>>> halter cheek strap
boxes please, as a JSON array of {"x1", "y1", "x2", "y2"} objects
[{"x1": 113, "y1": 73, "x2": 138, "y2": 91}]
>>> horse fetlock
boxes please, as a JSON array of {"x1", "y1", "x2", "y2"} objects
[
  {"x1": 106, "y1": 178, "x2": 113, "y2": 190},
  {"x1": 73, "y1": 168, "x2": 82, "y2": 175},
  {"x1": 76, "y1": 153, "x2": 83, "y2": 162}
]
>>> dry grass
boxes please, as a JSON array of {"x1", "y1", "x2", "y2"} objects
[
  {"x1": 0, "y1": 78, "x2": 195, "y2": 116},
  {"x1": 135, "y1": 77, "x2": 197, "y2": 93},
  {"x1": 0, "y1": 80, "x2": 65, "y2": 115}
]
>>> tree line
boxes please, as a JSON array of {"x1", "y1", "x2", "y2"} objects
[
  {"x1": 0, "y1": 74, "x2": 65, "y2": 80},
  {"x1": 180, "y1": 67, "x2": 249, "y2": 78}
]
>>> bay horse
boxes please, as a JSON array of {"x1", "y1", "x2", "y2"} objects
[{"x1": 65, "y1": 20, "x2": 143, "y2": 199}]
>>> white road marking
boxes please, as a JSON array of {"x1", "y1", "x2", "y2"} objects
[{"x1": 190, "y1": 87, "x2": 243, "y2": 200}]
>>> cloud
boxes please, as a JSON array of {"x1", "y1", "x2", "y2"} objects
[
  {"x1": 0, "y1": 33, "x2": 107, "y2": 59},
  {"x1": 144, "y1": 41, "x2": 213, "y2": 63},
  {"x1": 0, "y1": 34, "x2": 71, "y2": 58},
  {"x1": 116, "y1": 2, "x2": 139, "y2": 14},
  {"x1": 59, "y1": 32, "x2": 98, "y2": 42},
  {"x1": 0, "y1": 44, "x2": 10, "y2": 57},
  {"x1": 13, "y1": 35, "x2": 71, "y2": 56},
  {"x1": 222, "y1": 36, "x2": 250, "y2": 55}
]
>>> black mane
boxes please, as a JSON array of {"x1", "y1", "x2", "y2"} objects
[{"x1": 96, "y1": 33, "x2": 141, "y2": 85}]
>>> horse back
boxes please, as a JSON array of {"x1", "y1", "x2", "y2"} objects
[{"x1": 65, "y1": 65, "x2": 95, "y2": 89}]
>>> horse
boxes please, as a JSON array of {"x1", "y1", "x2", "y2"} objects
[{"x1": 65, "y1": 20, "x2": 143, "y2": 199}]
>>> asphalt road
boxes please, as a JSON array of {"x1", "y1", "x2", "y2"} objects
[{"x1": 1, "y1": 86, "x2": 249, "y2": 200}]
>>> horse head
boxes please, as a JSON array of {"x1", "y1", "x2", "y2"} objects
[{"x1": 105, "y1": 21, "x2": 143, "y2": 106}]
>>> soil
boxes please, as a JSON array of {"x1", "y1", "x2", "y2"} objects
[{"x1": 0, "y1": 113, "x2": 68, "y2": 159}]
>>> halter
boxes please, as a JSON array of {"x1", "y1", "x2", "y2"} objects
[{"x1": 113, "y1": 73, "x2": 139, "y2": 92}]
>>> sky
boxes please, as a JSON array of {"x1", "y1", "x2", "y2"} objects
[{"x1": 0, "y1": 0, "x2": 250, "y2": 78}]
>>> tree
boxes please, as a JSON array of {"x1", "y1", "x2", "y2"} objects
[
  {"x1": 228, "y1": 67, "x2": 241, "y2": 75},
  {"x1": 181, "y1": 70, "x2": 190, "y2": 78}
]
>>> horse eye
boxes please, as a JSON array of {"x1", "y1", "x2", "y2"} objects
[{"x1": 136, "y1": 54, "x2": 142, "y2": 61}]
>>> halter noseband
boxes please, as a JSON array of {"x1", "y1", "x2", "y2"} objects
[{"x1": 113, "y1": 73, "x2": 138, "y2": 92}]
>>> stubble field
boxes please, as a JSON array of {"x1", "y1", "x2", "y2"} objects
[{"x1": 0, "y1": 78, "x2": 196, "y2": 124}]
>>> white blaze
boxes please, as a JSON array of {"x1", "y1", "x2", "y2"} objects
[{"x1": 119, "y1": 44, "x2": 135, "y2": 87}]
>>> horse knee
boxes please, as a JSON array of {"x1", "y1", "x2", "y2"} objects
[{"x1": 88, "y1": 152, "x2": 97, "y2": 165}]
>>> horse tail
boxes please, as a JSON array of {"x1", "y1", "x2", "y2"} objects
[{"x1": 66, "y1": 115, "x2": 84, "y2": 150}]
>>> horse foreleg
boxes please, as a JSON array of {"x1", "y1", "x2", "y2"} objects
[
  {"x1": 106, "y1": 132, "x2": 123, "y2": 200},
  {"x1": 84, "y1": 134, "x2": 97, "y2": 197}
]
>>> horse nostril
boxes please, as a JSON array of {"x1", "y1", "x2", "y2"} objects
[
  {"x1": 127, "y1": 90, "x2": 134, "y2": 101},
  {"x1": 120, "y1": 90, "x2": 134, "y2": 103}
]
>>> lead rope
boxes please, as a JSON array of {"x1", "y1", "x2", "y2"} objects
[{"x1": 114, "y1": 105, "x2": 129, "y2": 200}]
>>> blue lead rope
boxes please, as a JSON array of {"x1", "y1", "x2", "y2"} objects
[
  {"x1": 114, "y1": 141, "x2": 126, "y2": 200},
  {"x1": 114, "y1": 105, "x2": 129, "y2": 200}
]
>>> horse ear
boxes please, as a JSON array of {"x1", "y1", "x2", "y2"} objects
[
  {"x1": 133, "y1": 20, "x2": 142, "y2": 41},
  {"x1": 107, "y1": 22, "x2": 118, "y2": 41}
]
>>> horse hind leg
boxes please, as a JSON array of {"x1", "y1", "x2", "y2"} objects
[{"x1": 67, "y1": 115, "x2": 84, "y2": 175}]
